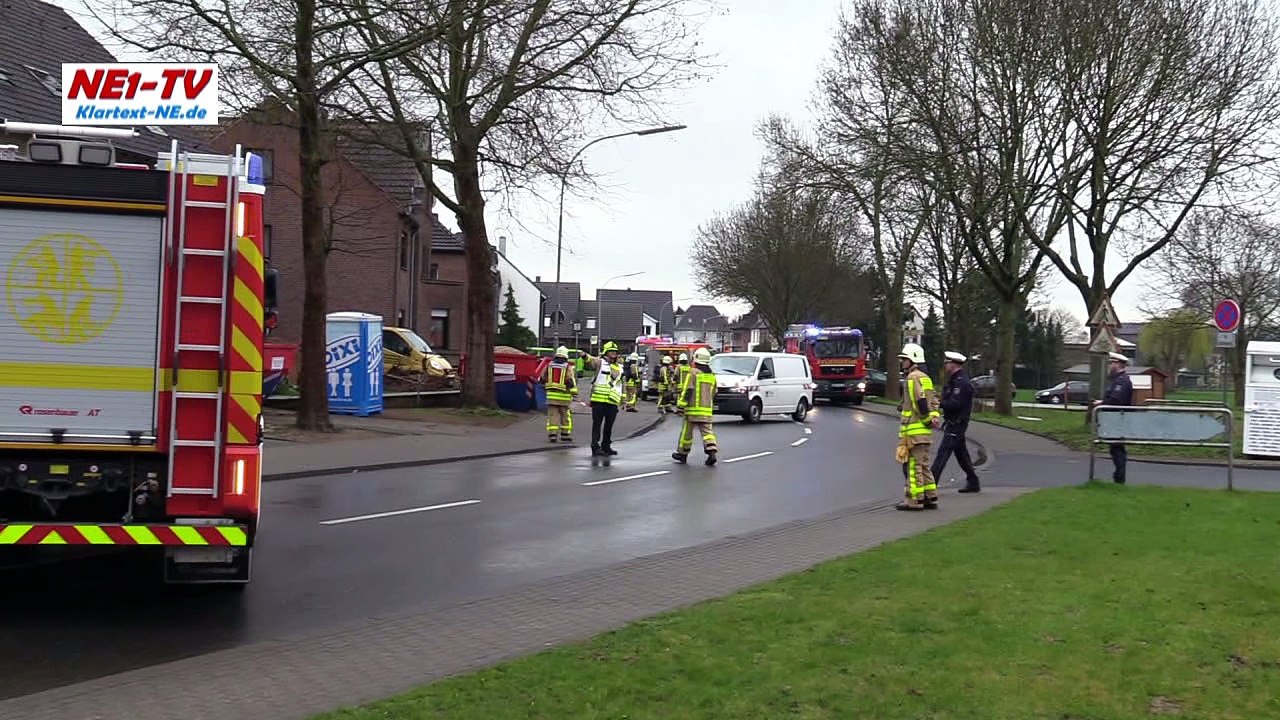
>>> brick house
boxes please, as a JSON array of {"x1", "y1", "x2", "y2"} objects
[{"x1": 193, "y1": 106, "x2": 459, "y2": 347}]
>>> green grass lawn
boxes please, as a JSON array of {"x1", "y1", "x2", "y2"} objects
[{"x1": 316, "y1": 484, "x2": 1280, "y2": 720}]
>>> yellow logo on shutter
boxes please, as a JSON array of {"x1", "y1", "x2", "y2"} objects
[{"x1": 5, "y1": 233, "x2": 124, "y2": 344}]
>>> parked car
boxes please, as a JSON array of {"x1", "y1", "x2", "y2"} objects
[
  {"x1": 710, "y1": 351, "x2": 814, "y2": 423},
  {"x1": 970, "y1": 374, "x2": 1017, "y2": 400},
  {"x1": 382, "y1": 326, "x2": 456, "y2": 384},
  {"x1": 1036, "y1": 380, "x2": 1091, "y2": 404},
  {"x1": 861, "y1": 368, "x2": 887, "y2": 397}
]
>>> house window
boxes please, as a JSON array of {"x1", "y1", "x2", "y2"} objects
[
  {"x1": 544, "y1": 315, "x2": 551, "y2": 328},
  {"x1": 428, "y1": 263, "x2": 439, "y2": 280},
  {"x1": 429, "y1": 309, "x2": 450, "y2": 349},
  {"x1": 399, "y1": 231, "x2": 408, "y2": 269},
  {"x1": 262, "y1": 225, "x2": 273, "y2": 259},
  {"x1": 587, "y1": 318, "x2": 596, "y2": 330},
  {"x1": 25, "y1": 66, "x2": 59, "y2": 95},
  {"x1": 247, "y1": 148, "x2": 274, "y2": 182}
]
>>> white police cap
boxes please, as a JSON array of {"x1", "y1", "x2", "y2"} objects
[
  {"x1": 943, "y1": 351, "x2": 967, "y2": 363},
  {"x1": 1108, "y1": 352, "x2": 1129, "y2": 364}
]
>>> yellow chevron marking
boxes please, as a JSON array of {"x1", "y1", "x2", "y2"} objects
[
  {"x1": 39, "y1": 530, "x2": 67, "y2": 545},
  {"x1": 124, "y1": 526, "x2": 161, "y2": 545},
  {"x1": 227, "y1": 393, "x2": 261, "y2": 445},
  {"x1": 234, "y1": 277, "x2": 264, "y2": 332},
  {"x1": 171, "y1": 526, "x2": 208, "y2": 546},
  {"x1": 231, "y1": 326, "x2": 262, "y2": 372},
  {"x1": 0, "y1": 525, "x2": 31, "y2": 544},
  {"x1": 77, "y1": 526, "x2": 114, "y2": 545},
  {"x1": 218, "y1": 527, "x2": 248, "y2": 545},
  {"x1": 237, "y1": 235, "x2": 264, "y2": 282}
]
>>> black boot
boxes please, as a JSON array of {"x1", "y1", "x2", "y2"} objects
[
  {"x1": 672, "y1": 452, "x2": 688, "y2": 463},
  {"x1": 959, "y1": 480, "x2": 980, "y2": 493},
  {"x1": 705, "y1": 451, "x2": 717, "y2": 466}
]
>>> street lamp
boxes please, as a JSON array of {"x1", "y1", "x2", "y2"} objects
[
  {"x1": 702, "y1": 314, "x2": 727, "y2": 350},
  {"x1": 596, "y1": 271, "x2": 645, "y2": 352},
  {"x1": 552, "y1": 124, "x2": 687, "y2": 345},
  {"x1": 656, "y1": 296, "x2": 694, "y2": 336}
]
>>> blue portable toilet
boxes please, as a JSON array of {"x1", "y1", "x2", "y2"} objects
[{"x1": 325, "y1": 311, "x2": 384, "y2": 416}]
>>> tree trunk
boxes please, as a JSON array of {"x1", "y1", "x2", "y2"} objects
[
  {"x1": 451, "y1": 140, "x2": 496, "y2": 408},
  {"x1": 883, "y1": 298, "x2": 904, "y2": 401},
  {"x1": 293, "y1": 3, "x2": 333, "y2": 432},
  {"x1": 993, "y1": 296, "x2": 1019, "y2": 416}
]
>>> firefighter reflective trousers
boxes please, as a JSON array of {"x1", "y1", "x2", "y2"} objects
[
  {"x1": 901, "y1": 442, "x2": 937, "y2": 502},
  {"x1": 678, "y1": 417, "x2": 717, "y2": 455},
  {"x1": 546, "y1": 404, "x2": 573, "y2": 441}
]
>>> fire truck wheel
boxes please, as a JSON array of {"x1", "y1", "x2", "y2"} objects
[{"x1": 742, "y1": 398, "x2": 763, "y2": 424}]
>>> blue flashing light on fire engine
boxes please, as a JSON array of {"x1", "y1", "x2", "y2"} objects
[{"x1": 246, "y1": 152, "x2": 265, "y2": 186}]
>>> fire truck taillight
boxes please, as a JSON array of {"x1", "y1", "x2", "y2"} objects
[{"x1": 232, "y1": 459, "x2": 245, "y2": 495}]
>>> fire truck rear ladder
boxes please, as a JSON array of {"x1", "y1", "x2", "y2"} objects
[{"x1": 165, "y1": 144, "x2": 242, "y2": 498}]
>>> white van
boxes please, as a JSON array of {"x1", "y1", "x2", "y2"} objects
[{"x1": 709, "y1": 351, "x2": 814, "y2": 423}]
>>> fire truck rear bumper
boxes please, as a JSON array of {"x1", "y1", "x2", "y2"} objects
[
  {"x1": 814, "y1": 381, "x2": 864, "y2": 400},
  {"x1": 0, "y1": 522, "x2": 248, "y2": 546}
]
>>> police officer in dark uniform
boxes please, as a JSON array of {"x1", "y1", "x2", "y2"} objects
[
  {"x1": 1091, "y1": 352, "x2": 1134, "y2": 483},
  {"x1": 931, "y1": 351, "x2": 981, "y2": 493}
]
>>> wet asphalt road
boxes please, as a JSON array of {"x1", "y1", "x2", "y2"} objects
[{"x1": 0, "y1": 404, "x2": 914, "y2": 700}]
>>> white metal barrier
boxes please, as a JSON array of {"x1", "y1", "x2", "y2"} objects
[{"x1": 1091, "y1": 404, "x2": 1236, "y2": 489}]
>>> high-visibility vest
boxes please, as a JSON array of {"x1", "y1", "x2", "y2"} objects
[
  {"x1": 544, "y1": 361, "x2": 574, "y2": 403},
  {"x1": 680, "y1": 367, "x2": 716, "y2": 418},
  {"x1": 677, "y1": 364, "x2": 691, "y2": 391},
  {"x1": 590, "y1": 361, "x2": 623, "y2": 405},
  {"x1": 899, "y1": 369, "x2": 939, "y2": 438}
]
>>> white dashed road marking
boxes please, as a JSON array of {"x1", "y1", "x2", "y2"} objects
[
  {"x1": 723, "y1": 451, "x2": 774, "y2": 464},
  {"x1": 582, "y1": 470, "x2": 671, "y2": 487},
  {"x1": 791, "y1": 438, "x2": 809, "y2": 447},
  {"x1": 321, "y1": 499, "x2": 481, "y2": 526}
]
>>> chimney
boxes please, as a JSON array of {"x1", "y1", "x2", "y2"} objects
[
  {"x1": 536, "y1": 275, "x2": 541, "y2": 282},
  {"x1": 498, "y1": 235, "x2": 507, "y2": 257}
]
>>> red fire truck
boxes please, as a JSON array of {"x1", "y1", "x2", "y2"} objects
[
  {"x1": 0, "y1": 122, "x2": 274, "y2": 585},
  {"x1": 782, "y1": 324, "x2": 868, "y2": 405}
]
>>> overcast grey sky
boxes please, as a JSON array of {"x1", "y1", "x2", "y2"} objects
[
  {"x1": 472, "y1": 0, "x2": 1163, "y2": 330},
  {"x1": 60, "y1": 0, "x2": 1172, "y2": 331}
]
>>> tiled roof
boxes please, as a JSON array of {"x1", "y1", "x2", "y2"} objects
[
  {"x1": 337, "y1": 134, "x2": 423, "y2": 208},
  {"x1": 675, "y1": 304, "x2": 727, "y2": 330},
  {"x1": 596, "y1": 288, "x2": 675, "y2": 331},
  {"x1": 0, "y1": 0, "x2": 211, "y2": 159},
  {"x1": 430, "y1": 213, "x2": 464, "y2": 251}
]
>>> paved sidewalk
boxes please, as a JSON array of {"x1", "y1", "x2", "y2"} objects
[
  {"x1": 263, "y1": 401, "x2": 665, "y2": 480},
  {"x1": 0, "y1": 487, "x2": 1030, "y2": 720}
]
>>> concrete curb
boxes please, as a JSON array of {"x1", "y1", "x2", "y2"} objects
[{"x1": 262, "y1": 413, "x2": 667, "y2": 482}]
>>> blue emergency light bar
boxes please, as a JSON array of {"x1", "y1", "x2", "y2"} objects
[{"x1": 245, "y1": 152, "x2": 265, "y2": 185}]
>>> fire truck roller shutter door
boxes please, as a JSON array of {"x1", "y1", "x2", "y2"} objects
[{"x1": 0, "y1": 208, "x2": 164, "y2": 443}]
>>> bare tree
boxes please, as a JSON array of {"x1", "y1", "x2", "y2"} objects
[
  {"x1": 839, "y1": 0, "x2": 1068, "y2": 414},
  {"x1": 343, "y1": 0, "x2": 710, "y2": 406},
  {"x1": 1144, "y1": 208, "x2": 1280, "y2": 403},
  {"x1": 691, "y1": 175, "x2": 863, "y2": 342},
  {"x1": 759, "y1": 40, "x2": 934, "y2": 403},
  {"x1": 92, "y1": 0, "x2": 442, "y2": 429},
  {"x1": 1034, "y1": 0, "x2": 1280, "y2": 390}
]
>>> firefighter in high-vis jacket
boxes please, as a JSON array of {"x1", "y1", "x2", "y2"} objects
[
  {"x1": 585, "y1": 340, "x2": 625, "y2": 457},
  {"x1": 541, "y1": 345, "x2": 578, "y2": 442},
  {"x1": 674, "y1": 352, "x2": 691, "y2": 414},
  {"x1": 896, "y1": 342, "x2": 941, "y2": 510},
  {"x1": 673, "y1": 347, "x2": 718, "y2": 465},
  {"x1": 623, "y1": 352, "x2": 641, "y2": 412},
  {"x1": 656, "y1": 355, "x2": 675, "y2": 413}
]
